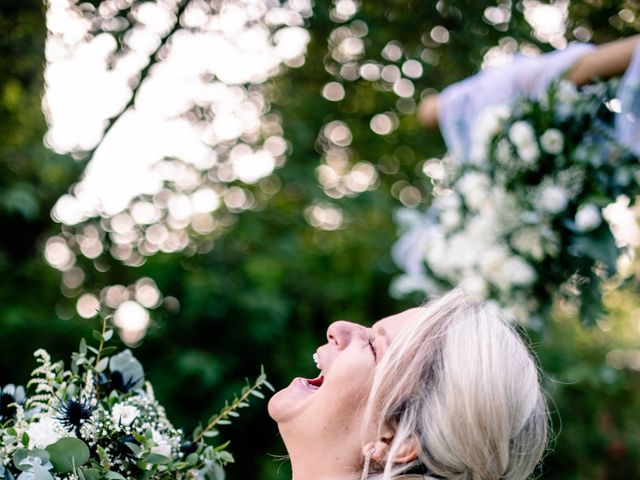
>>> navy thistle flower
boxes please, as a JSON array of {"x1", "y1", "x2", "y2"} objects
[
  {"x1": 0, "y1": 384, "x2": 25, "y2": 422},
  {"x1": 55, "y1": 396, "x2": 95, "y2": 436},
  {"x1": 115, "y1": 433, "x2": 139, "y2": 460},
  {"x1": 97, "y1": 350, "x2": 145, "y2": 395}
]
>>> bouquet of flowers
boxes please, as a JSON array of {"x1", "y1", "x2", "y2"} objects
[
  {"x1": 0, "y1": 317, "x2": 272, "y2": 480},
  {"x1": 393, "y1": 78, "x2": 639, "y2": 326}
]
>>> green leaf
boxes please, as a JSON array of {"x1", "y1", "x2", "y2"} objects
[
  {"x1": 96, "y1": 357, "x2": 109, "y2": 373},
  {"x1": 125, "y1": 442, "x2": 141, "y2": 456},
  {"x1": 144, "y1": 453, "x2": 172, "y2": 465},
  {"x1": 45, "y1": 438, "x2": 90, "y2": 474},
  {"x1": 217, "y1": 451, "x2": 234, "y2": 464},
  {"x1": 105, "y1": 472, "x2": 127, "y2": 480},
  {"x1": 96, "y1": 445, "x2": 110, "y2": 469},
  {"x1": 92, "y1": 330, "x2": 103, "y2": 342},
  {"x1": 79, "y1": 338, "x2": 87, "y2": 355},
  {"x1": 32, "y1": 463, "x2": 54, "y2": 480},
  {"x1": 101, "y1": 346, "x2": 118, "y2": 356},
  {"x1": 579, "y1": 272, "x2": 605, "y2": 327},
  {"x1": 12, "y1": 449, "x2": 50, "y2": 472},
  {"x1": 79, "y1": 468, "x2": 101, "y2": 480},
  {"x1": 103, "y1": 329, "x2": 114, "y2": 342},
  {"x1": 570, "y1": 225, "x2": 619, "y2": 274},
  {"x1": 263, "y1": 380, "x2": 275, "y2": 392}
]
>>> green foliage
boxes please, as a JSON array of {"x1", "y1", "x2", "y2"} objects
[
  {"x1": 0, "y1": 1, "x2": 639, "y2": 479},
  {"x1": 1, "y1": 316, "x2": 270, "y2": 480},
  {"x1": 46, "y1": 438, "x2": 90, "y2": 474}
]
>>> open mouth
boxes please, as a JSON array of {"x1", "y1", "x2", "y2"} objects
[
  {"x1": 301, "y1": 374, "x2": 324, "y2": 390},
  {"x1": 298, "y1": 350, "x2": 325, "y2": 391}
]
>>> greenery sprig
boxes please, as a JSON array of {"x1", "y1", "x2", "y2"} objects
[{"x1": 0, "y1": 315, "x2": 272, "y2": 480}]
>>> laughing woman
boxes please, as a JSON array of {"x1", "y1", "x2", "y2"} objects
[{"x1": 268, "y1": 289, "x2": 548, "y2": 480}]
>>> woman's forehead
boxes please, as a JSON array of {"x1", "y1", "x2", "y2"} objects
[{"x1": 374, "y1": 307, "x2": 425, "y2": 334}]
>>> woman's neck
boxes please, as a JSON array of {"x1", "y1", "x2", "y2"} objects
[
  {"x1": 291, "y1": 466, "x2": 357, "y2": 480},
  {"x1": 287, "y1": 441, "x2": 360, "y2": 480}
]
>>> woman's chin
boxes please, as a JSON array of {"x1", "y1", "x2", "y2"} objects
[{"x1": 267, "y1": 377, "x2": 321, "y2": 423}]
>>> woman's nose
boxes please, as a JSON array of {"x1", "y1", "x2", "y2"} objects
[{"x1": 326, "y1": 320, "x2": 359, "y2": 349}]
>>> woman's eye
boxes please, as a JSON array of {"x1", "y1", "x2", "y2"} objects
[{"x1": 368, "y1": 337, "x2": 377, "y2": 360}]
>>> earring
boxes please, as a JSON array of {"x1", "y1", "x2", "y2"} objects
[{"x1": 361, "y1": 447, "x2": 376, "y2": 480}]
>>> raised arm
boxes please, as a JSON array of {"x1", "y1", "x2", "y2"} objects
[
  {"x1": 416, "y1": 93, "x2": 439, "y2": 129},
  {"x1": 418, "y1": 35, "x2": 640, "y2": 131},
  {"x1": 566, "y1": 34, "x2": 640, "y2": 85}
]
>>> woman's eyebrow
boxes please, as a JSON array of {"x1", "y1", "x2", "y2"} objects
[{"x1": 372, "y1": 324, "x2": 387, "y2": 339}]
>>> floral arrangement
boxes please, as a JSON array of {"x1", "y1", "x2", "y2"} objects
[
  {"x1": 393, "y1": 78, "x2": 639, "y2": 326},
  {"x1": 0, "y1": 317, "x2": 272, "y2": 480}
]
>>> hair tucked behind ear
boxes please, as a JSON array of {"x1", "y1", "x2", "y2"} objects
[{"x1": 362, "y1": 289, "x2": 548, "y2": 480}]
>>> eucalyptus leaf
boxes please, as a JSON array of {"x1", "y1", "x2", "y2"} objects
[
  {"x1": 105, "y1": 472, "x2": 126, "y2": 480},
  {"x1": 79, "y1": 468, "x2": 101, "y2": 480},
  {"x1": 12, "y1": 449, "x2": 50, "y2": 472},
  {"x1": 109, "y1": 350, "x2": 144, "y2": 390},
  {"x1": 45, "y1": 438, "x2": 90, "y2": 474},
  {"x1": 144, "y1": 453, "x2": 171, "y2": 465},
  {"x1": 196, "y1": 460, "x2": 225, "y2": 480},
  {"x1": 31, "y1": 464, "x2": 54, "y2": 480},
  {"x1": 96, "y1": 357, "x2": 109, "y2": 372}
]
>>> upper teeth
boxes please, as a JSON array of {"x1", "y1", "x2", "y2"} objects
[{"x1": 313, "y1": 353, "x2": 320, "y2": 369}]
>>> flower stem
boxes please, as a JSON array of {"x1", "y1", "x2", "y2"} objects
[{"x1": 193, "y1": 370, "x2": 270, "y2": 444}]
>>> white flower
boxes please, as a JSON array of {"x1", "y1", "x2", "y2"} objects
[
  {"x1": 556, "y1": 81, "x2": 580, "y2": 104},
  {"x1": 540, "y1": 128, "x2": 564, "y2": 155},
  {"x1": 471, "y1": 104, "x2": 511, "y2": 163},
  {"x1": 394, "y1": 208, "x2": 423, "y2": 231},
  {"x1": 389, "y1": 274, "x2": 430, "y2": 298},
  {"x1": 479, "y1": 245, "x2": 509, "y2": 284},
  {"x1": 508, "y1": 121, "x2": 536, "y2": 149},
  {"x1": 440, "y1": 208, "x2": 461, "y2": 231},
  {"x1": 575, "y1": 204, "x2": 602, "y2": 232},
  {"x1": 500, "y1": 256, "x2": 536, "y2": 286},
  {"x1": 459, "y1": 274, "x2": 488, "y2": 300},
  {"x1": 26, "y1": 416, "x2": 63, "y2": 449},
  {"x1": 112, "y1": 403, "x2": 139, "y2": 427},
  {"x1": 433, "y1": 192, "x2": 461, "y2": 211},
  {"x1": 151, "y1": 430, "x2": 172, "y2": 458},
  {"x1": 474, "y1": 105, "x2": 511, "y2": 144},
  {"x1": 495, "y1": 139, "x2": 513, "y2": 165},
  {"x1": 456, "y1": 172, "x2": 490, "y2": 211},
  {"x1": 555, "y1": 82, "x2": 580, "y2": 120},
  {"x1": 538, "y1": 185, "x2": 568, "y2": 214},
  {"x1": 517, "y1": 143, "x2": 540, "y2": 165},
  {"x1": 511, "y1": 228, "x2": 544, "y2": 261}
]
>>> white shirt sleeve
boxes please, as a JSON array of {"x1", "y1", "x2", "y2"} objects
[
  {"x1": 437, "y1": 43, "x2": 596, "y2": 163},
  {"x1": 616, "y1": 40, "x2": 640, "y2": 155}
]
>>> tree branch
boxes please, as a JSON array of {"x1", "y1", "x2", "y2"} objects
[{"x1": 77, "y1": 0, "x2": 191, "y2": 167}]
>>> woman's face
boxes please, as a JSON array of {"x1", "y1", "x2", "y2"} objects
[{"x1": 268, "y1": 308, "x2": 423, "y2": 465}]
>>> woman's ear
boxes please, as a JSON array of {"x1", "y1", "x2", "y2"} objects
[{"x1": 362, "y1": 431, "x2": 419, "y2": 464}]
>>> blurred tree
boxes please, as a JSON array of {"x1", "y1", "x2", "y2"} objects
[
  {"x1": 0, "y1": 0, "x2": 90, "y2": 381},
  {"x1": 1, "y1": 1, "x2": 640, "y2": 479}
]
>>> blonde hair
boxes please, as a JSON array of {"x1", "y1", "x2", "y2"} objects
[{"x1": 362, "y1": 289, "x2": 548, "y2": 480}]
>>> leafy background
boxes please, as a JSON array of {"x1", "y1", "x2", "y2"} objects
[{"x1": 1, "y1": 1, "x2": 640, "y2": 478}]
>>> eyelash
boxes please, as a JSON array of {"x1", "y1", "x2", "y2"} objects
[
  {"x1": 362, "y1": 331, "x2": 378, "y2": 360},
  {"x1": 365, "y1": 332, "x2": 377, "y2": 360}
]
